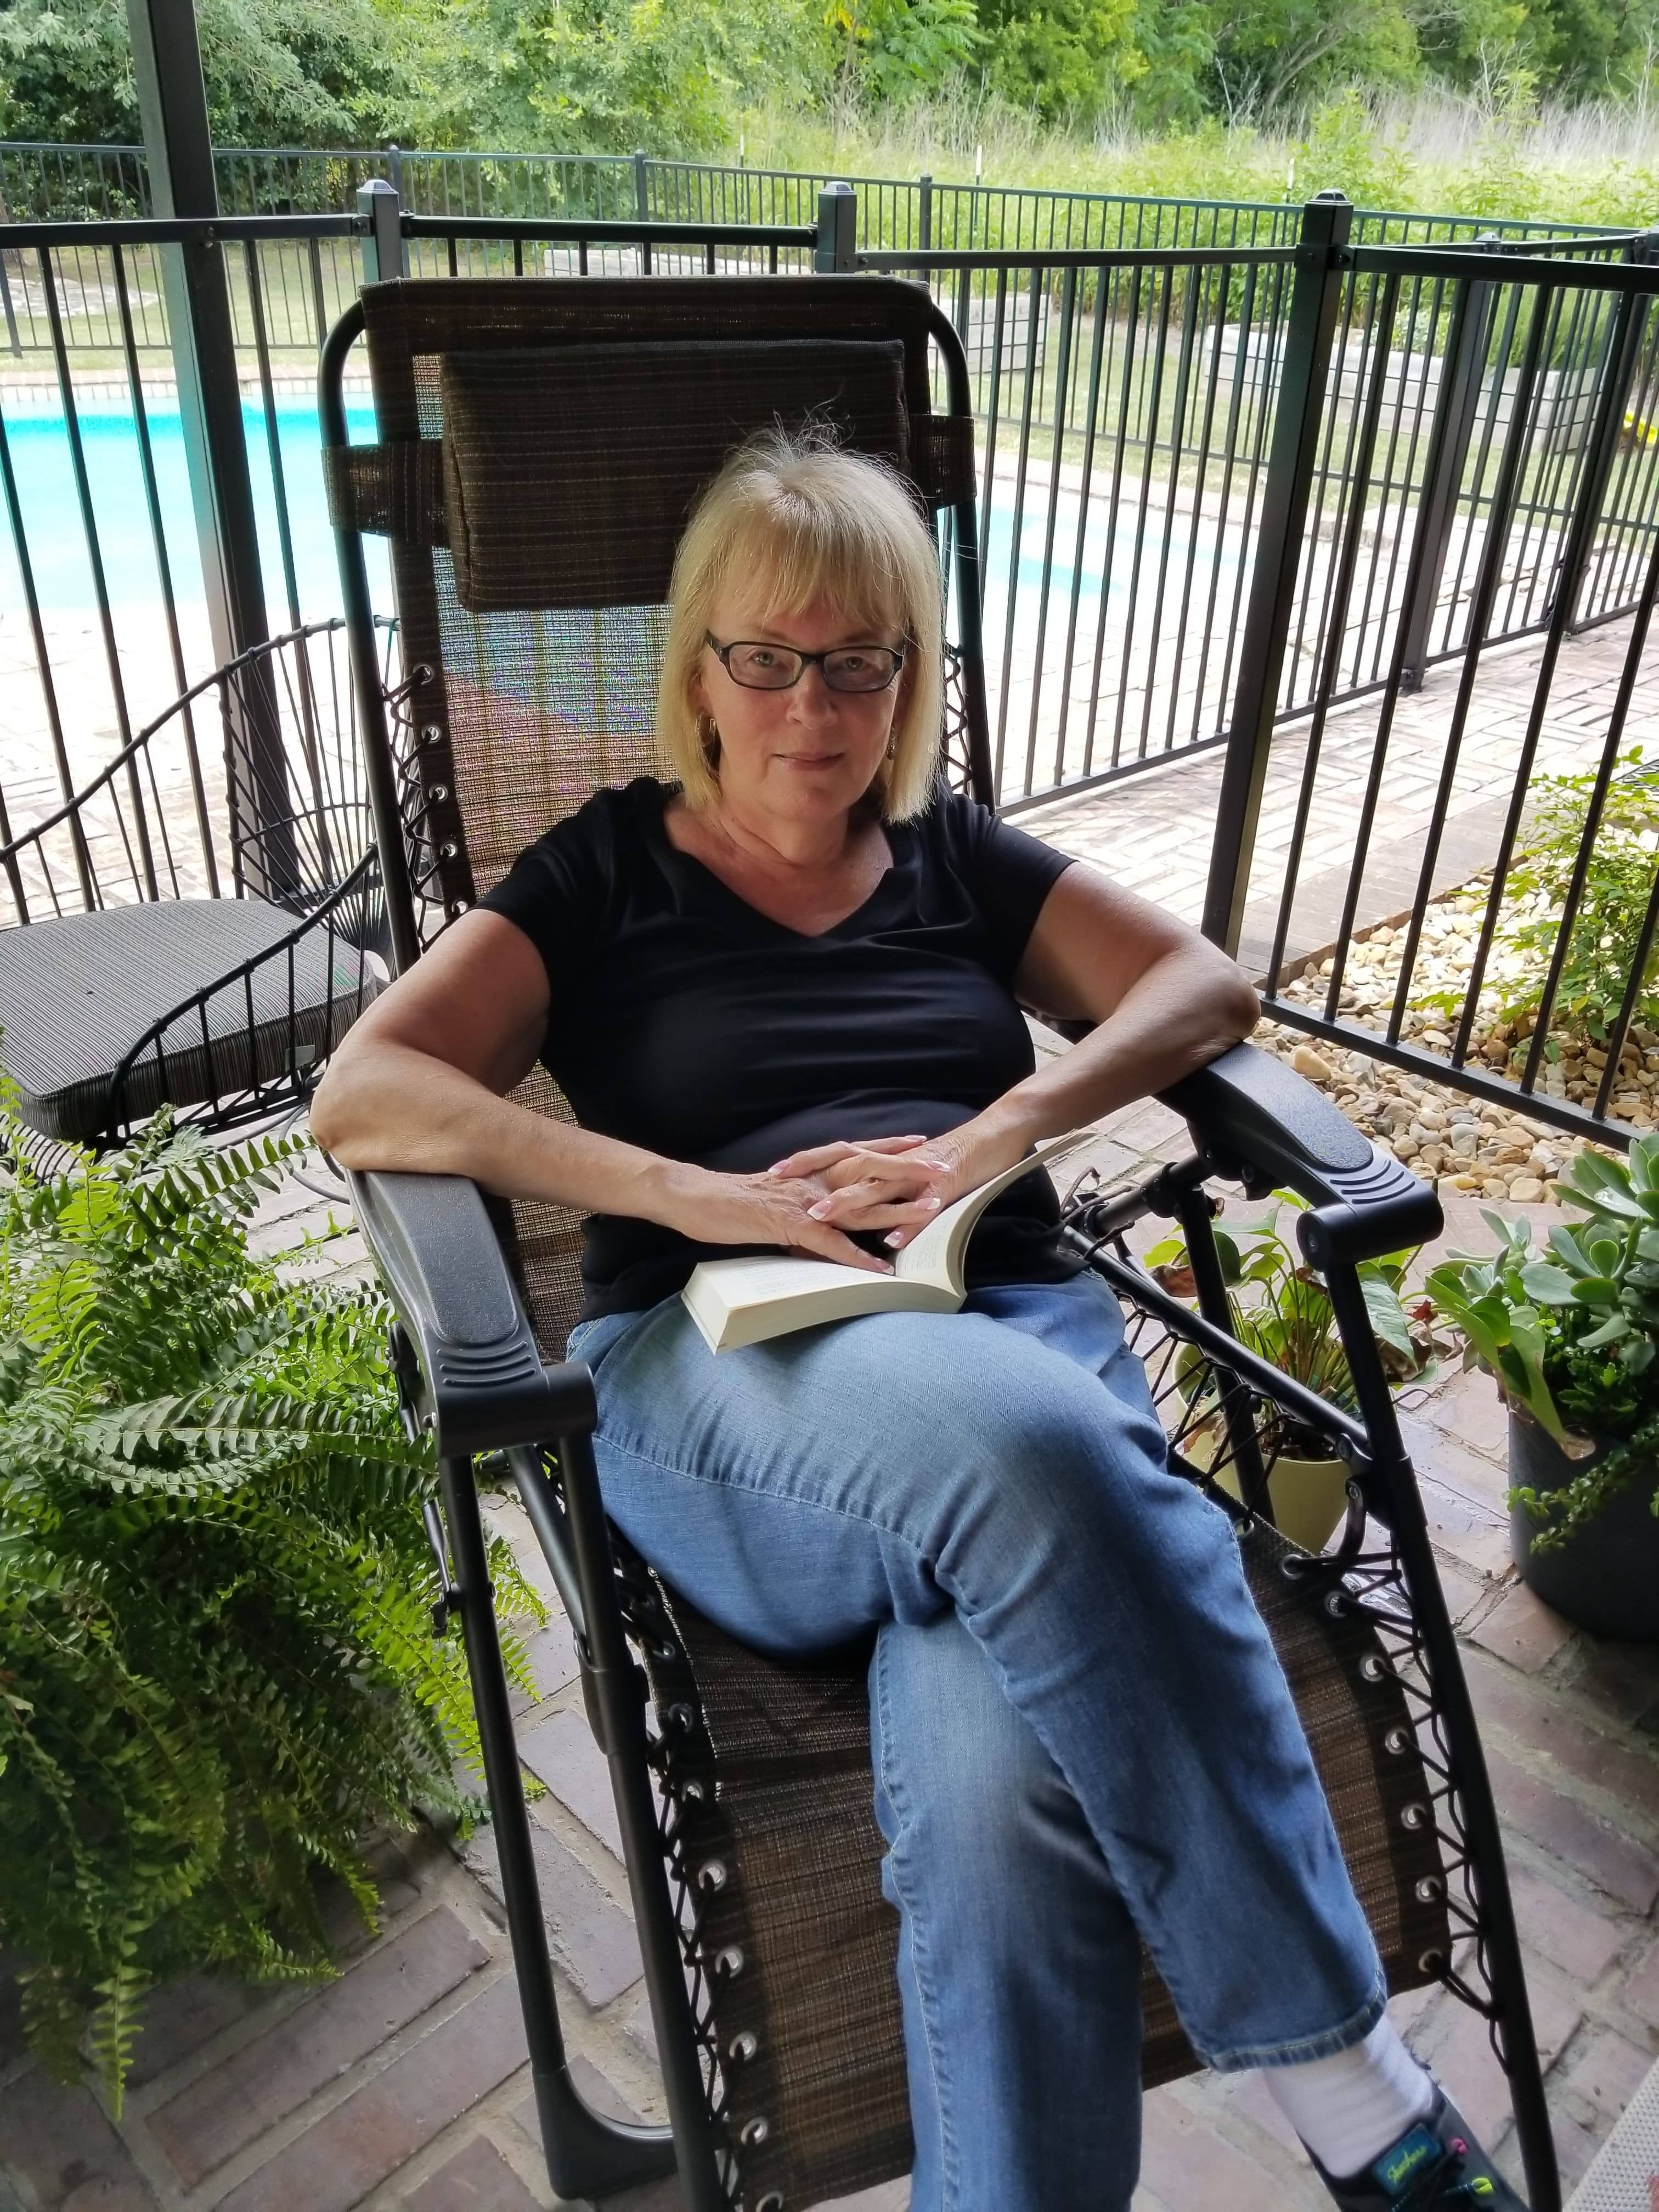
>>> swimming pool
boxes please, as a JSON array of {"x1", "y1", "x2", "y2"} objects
[
  {"x1": 0, "y1": 395, "x2": 386, "y2": 620},
  {"x1": 0, "y1": 397, "x2": 1235, "y2": 623}
]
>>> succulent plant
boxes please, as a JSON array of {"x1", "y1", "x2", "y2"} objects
[{"x1": 1425, "y1": 1136, "x2": 1659, "y2": 1543}]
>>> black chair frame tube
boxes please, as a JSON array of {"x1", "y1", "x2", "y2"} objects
[
  {"x1": 438, "y1": 1447, "x2": 682, "y2": 2199},
  {"x1": 1319, "y1": 1258, "x2": 1558, "y2": 2212},
  {"x1": 319, "y1": 300, "x2": 422, "y2": 974},
  {"x1": 1072, "y1": 1178, "x2": 1558, "y2": 2212}
]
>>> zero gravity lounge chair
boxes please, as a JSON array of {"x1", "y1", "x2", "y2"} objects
[{"x1": 321, "y1": 275, "x2": 1561, "y2": 2212}]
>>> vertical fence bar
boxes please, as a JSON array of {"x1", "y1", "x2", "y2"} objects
[
  {"x1": 37, "y1": 242, "x2": 157, "y2": 897},
  {"x1": 1558, "y1": 231, "x2": 1659, "y2": 631},
  {"x1": 0, "y1": 399, "x2": 93, "y2": 905},
  {"x1": 814, "y1": 182, "x2": 856, "y2": 273},
  {"x1": 112, "y1": 240, "x2": 218, "y2": 895},
  {"x1": 1396, "y1": 238, "x2": 1502, "y2": 691},
  {"x1": 1202, "y1": 193, "x2": 1352, "y2": 956},
  {"x1": 1450, "y1": 275, "x2": 1650, "y2": 1068},
  {"x1": 0, "y1": 252, "x2": 19, "y2": 357}
]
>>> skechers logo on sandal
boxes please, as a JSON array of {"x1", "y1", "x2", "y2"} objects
[{"x1": 1374, "y1": 2128, "x2": 1439, "y2": 2190}]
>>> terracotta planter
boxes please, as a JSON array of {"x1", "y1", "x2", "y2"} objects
[
  {"x1": 1508, "y1": 1410, "x2": 1659, "y2": 1643},
  {"x1": 1184, "y1": 1422, "x2": 1351, "y2": 1554}
]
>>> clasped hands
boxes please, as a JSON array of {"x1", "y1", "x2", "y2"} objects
[{"x1": 672, "y1": 1133, "x2": 973, "y2": 1276}]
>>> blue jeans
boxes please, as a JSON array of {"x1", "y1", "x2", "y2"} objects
[{"x1": 567, "y1": 1272, "x2": 1384, "y2": 2212}]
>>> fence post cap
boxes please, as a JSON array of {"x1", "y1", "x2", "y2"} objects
[{"x1": 1299, "y1": 191, "x2": 1353, "y2": 249}]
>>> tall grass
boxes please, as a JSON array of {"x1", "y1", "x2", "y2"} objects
[{"x1": 736, "y1": 81, "x2": 1659, "y2": 228}]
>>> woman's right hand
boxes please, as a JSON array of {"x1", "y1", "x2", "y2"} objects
[{"x1": 662, "y1": 1155, "x2": 938, "y2": 1274}]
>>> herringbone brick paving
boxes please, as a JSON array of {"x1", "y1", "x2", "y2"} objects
[
  {"x1": 6, "y1": 607, "x2": 1659, "y2": 2208},
  {"x1": 4, "y1": 1093, "x2": 1657, "y2": 2212}
]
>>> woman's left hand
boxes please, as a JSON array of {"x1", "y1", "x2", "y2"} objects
[{"x1": 765, "y1": 1133, "x2": 966, "y2": 1251}]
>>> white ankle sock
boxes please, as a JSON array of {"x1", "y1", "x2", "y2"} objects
[{"x1": 1260, "y1": 2017, "x2": 1437, "y2": 2179}]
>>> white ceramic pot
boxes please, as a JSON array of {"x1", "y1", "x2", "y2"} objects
[{"x1": 1182, "y1": 1421, "x2": 1351, "y2": 1555}]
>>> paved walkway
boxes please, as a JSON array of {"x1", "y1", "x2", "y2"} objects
[
  {"x1": 4, "y1": 575, "x2": 1659, "y2": 2211},
  {"x1": 4, "y1": 1100, "x2": 1657, "y2": 2212},
  {"x1": 1022, "y1": 610, "x2": 1659, "y2": 988}
]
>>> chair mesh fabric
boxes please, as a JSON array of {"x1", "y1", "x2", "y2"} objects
[
  {"x1": 353, "y1": 276, "x2": 1451, "y2": 2212},
  {"x1": 640, "y1": 1512, "x2": 1449, "y2": 2211},
  {"x1": 441, "y1": 341, "x2": 913, "y2": 612}
]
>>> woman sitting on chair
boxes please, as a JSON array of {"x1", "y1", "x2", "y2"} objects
[{"x1": 313, "y1": 429, "x2": 1522, "y2": 2212}]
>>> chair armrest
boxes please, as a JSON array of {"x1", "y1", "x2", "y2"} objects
[
  {"x1": 346, "y1": 1167, "x2": 595, "y2": 1458},
  {"x1": 1155, "y1": 1041, "x2": 1442, "y2": 1268}
]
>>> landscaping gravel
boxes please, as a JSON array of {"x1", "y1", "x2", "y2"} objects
[{"x1": 1251, "y1": 881, "x2": 1651, "y2": 1205}]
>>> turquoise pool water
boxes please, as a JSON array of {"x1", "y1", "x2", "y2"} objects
[
  {"x1": 0, "y1": 397, "x2": 1231, "y2": 619},
  {"x1": 0, "y1": 396, "x2": 383, "y2": 619}
]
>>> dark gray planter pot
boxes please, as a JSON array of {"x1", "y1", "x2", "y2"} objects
[{"x1": 1508, "y1": 1410, "x2": 1659, "y2": 1642}]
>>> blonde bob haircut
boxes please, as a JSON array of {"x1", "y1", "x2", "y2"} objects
[{"x1": 656, "y1": 426, "x2": 945, "y2": 822}]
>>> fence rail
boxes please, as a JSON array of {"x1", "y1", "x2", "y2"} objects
[
  {"x1": 0, "y1": 136, "x2": 1635, "y2": 245},
  {"x1": 3, "y1": 183, "x2": 1658, "y2": 1154}
]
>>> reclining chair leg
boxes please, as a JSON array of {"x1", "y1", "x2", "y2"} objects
[
  {"x1": 1173, "y1": 1180, "x2": 1274, "y2": 1515},
  {"x1": 557, "y1": 1430, "x2": 735, "y2": 2212},
  {"x1": 437, "y1": 1453, "x2": 682, "y2": 2201},
  {"x1": 1317, "y1": 1274, "x2": 1561, "y2": 2212}
]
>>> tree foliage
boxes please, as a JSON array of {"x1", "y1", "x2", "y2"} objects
[
  {"x1": 0, "y1": 0, "x2": 409, "y2": 144},
  {"x1": 7, "y1": 0, "x2": 1659, "y2": 149}
]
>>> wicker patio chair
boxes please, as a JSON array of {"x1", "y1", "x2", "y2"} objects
[
  {"x1": 321, "y1": 274, "x2": 1560, "y2": 2212},
  {"x1": 0, "y1": 617, "x2": 383, "y2": 1155}
]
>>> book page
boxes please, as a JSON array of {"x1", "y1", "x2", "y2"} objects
[
  {"x1": 894, "y1": 1132, "x2": 1086, "y2": 1295},
  {"x1": 682, "y1": 1131, "x2": 1088, "y2": 1351}
]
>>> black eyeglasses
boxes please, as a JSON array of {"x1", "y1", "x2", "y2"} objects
[{"x1": 704, "y1": 633, "x2": 906, "y2": 694}]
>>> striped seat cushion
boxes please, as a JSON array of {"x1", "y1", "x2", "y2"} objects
[{"x1": 0, "y1": 898, "x2": 380, "y2": 1142}]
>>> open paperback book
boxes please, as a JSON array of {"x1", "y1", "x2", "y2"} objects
[{"x1": 682, "y1": 1132, "x2": 1085, "y2": 1353}]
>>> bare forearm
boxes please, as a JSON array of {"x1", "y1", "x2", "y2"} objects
[
  {"x1": 312, "y1": 1041, "x2": 905, "y2": 1273},
  {"x1": 957, "y1": 947, "x2": 1259, "y2": 1179},
  {"x1": 312, "y1": 1043, "x2": 691, "y2": 1223}
]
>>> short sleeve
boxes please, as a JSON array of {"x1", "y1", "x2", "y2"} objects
[
  {"x1": 474, "y1": 788, "x2": 617, "y2": 1012},
  {"x1": 937, "y1": 792, "x2": 1074, "y2": 980}
]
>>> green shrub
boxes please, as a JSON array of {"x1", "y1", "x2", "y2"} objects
[
  {"x1": 1425, "y1": 1144, "x2": 1659, "y2": 1543},
  {"x1": 0, "y1": 1105, "x2": 540, "y2": 2107},
  {"x1": 1497, "y1": 749, "x2": 1659, "y2": 1052}
]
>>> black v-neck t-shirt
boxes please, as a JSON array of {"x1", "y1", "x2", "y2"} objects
[{"x1": 478, "y1": 775, "x2": 1080, "y2": 1322}]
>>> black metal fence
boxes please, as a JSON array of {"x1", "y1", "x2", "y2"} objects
[
  {"x1": 1199, "y1": 213, "x2": 1659, "y2": 1154},
  {"x1": 3, "y1": 180, "x2": 1659, "y2": 1150},
  {"x1": 1, "y1": 135, "x2": 1625, "y2": 243}
]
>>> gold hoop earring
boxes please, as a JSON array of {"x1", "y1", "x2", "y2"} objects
[{"x1": 698, "y1": 713, "x2": 721, "y2": 768}]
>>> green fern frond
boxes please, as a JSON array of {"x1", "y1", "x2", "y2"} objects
[{"x1": 0, "y1": 1096, "x2": 542, "y2": 2109}]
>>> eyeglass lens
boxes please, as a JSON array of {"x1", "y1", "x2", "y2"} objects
[{"x1": 723, "y1": 642, "x2": 901, "y2": 693}]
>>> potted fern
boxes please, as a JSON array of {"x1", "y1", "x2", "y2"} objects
[
  {"x1": 1425, "y1": 1137, "x2": 1659, "y2": 1640},
  {"x1": 0, "y1": 1099, "x2": 541, "y2": 2105},
  {"x1": 1145, "y1": 1195, "x2": 1439, "y2": 1553}
]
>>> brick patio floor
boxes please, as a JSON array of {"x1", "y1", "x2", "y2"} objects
[
  {"x1": 4, "y1": 1086, "x2": 1657, "y2": 2212},
  {"x1": 5, "y1": 614, "x2": 1659, "y2": 2209}
]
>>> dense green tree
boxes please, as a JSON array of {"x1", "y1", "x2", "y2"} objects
[
  {"x1": 1205, "y1": 0, "x2": 1422, "y2": 116},
  {"x1": 0, "y1": 0, "x2": 407, "y2": 143},
  {"x1": 347, "y1": 0, "x2": 831, "y2": 154},
  {"x1": 975, "y1": 0, "x2": 1143, "y2": 119},
  {"x1": 827, "y1": 0, "x2": 983, "y2": 105}
]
